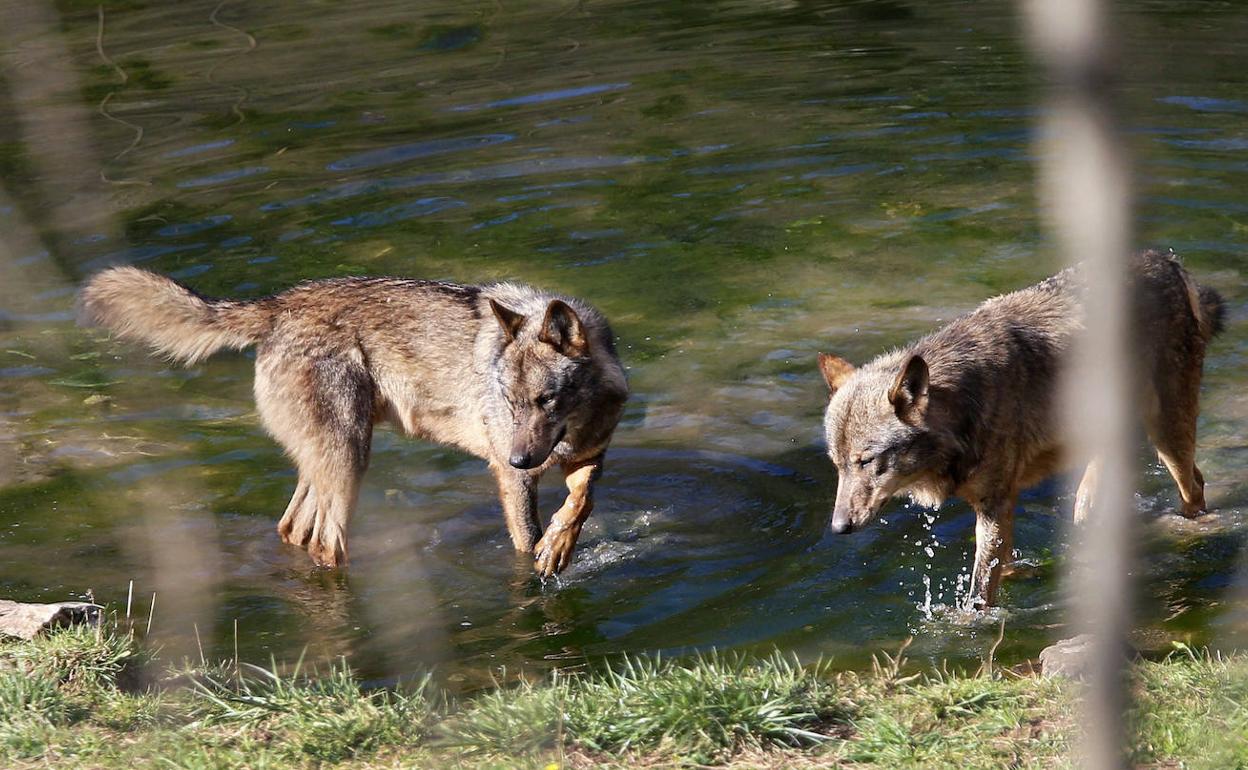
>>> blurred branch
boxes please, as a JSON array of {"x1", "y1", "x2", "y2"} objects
[{"x1": 1023, "y1": 1, "x2": 1135, "y2": 769}]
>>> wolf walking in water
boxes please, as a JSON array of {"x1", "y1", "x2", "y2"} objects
[
  {"x1": 80, "y1": 267, "x2": 628, "y2": 576},
  {"x1": 817, "y1": 250, "x2": 1225, "y2": 609}
]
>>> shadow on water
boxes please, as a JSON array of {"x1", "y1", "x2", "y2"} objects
[{"x1": 1, "y1": 0, "x2": 1247, "y2": 683}]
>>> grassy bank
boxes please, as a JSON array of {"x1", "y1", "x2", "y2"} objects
[{"x1": 1, "y1": 627, "x2": 1245, "y2": 769}]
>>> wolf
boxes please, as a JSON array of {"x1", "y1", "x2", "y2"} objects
[
  {"x1": 79, "y1": 267, "x2": 628, "y2": 576},
  {"x1": 817, "y1": 250, "x2": 1225, "y2": 609}
]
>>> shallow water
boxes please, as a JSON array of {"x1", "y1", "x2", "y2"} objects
[{"x1": 2, "y1": 0, "x2": 1247, "y2": 686}]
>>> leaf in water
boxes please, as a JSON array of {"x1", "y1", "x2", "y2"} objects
[
  {"x1": 49, "y1": 375, "x2": 123, "y2": 388},
  {"x1": 785, "y1": 216, "x2": 825, "y2": 229},
  {"x1": 5, "y1": 350, "x2": 36, "y2": 359}
]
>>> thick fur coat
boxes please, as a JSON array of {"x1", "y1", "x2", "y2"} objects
[{"x1": 80, "y1": 267, "x2": 628, "y2": 575}]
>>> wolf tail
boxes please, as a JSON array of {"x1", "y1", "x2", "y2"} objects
[
  {"x1": 1168, "y1": 252, "x2": 1227, "y2": 343},
  {"x1": 1196, "y1": 283, "x2": 1227, "y2": 342},
  {"x1": 79, "y1": 266, "x2": 273, "y2": 364}
]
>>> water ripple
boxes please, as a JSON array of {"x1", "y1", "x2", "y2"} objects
[
  {"x1": 177, "y1": 166, "x2": 269, "y2": 189},
  {"x1": 81, "y1": 242, "x2": 207, "y2": 272},
  {"x1": 326, "y1": 134, "x2": 515, "y2": 172},
  {"x1": 689, "y1": 154, "x2": 840, "y2": 175},
  {"x1": 448, "y1": 82, "x2": 630, "y2": 112},
  {"x1": 1158, "y1": 95, "x2": 1248, "y2": 114},
  {"x1": 158, "y1": 214, "x2": 232, "y2": 237},
  {"x1": 162, "y1": 139, "x2": 235, "y2": 158},
  {"x1": 330, "y1": 197, "x2": 467, "y2": 227},
  {"x1": 261, "y1": 155, "x2": 647, "y2": 212}
]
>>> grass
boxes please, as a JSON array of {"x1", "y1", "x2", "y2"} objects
[
  {"x1": 186, "y1": 656, "x2": 433, "y2": 762},
  {"x1": 1129, "y1": 644, "x2": 1248, "y2": 770},
  {"x1": 439, "y1": 652, "x2": 850, "y2": 763},
  {"x1": 0, "y1": 627, "x2": 1244, "y2": 769}
]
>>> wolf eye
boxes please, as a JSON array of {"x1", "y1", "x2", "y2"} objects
[
  {"x1": 856, "y1": 455, "x2": 874, "y2": 469},
  {"x1": 535, "y1": 392, "x2": 556, "y2": 408}
]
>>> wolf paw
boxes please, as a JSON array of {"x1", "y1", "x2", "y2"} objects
[
  {"x1": 1180, "y1": 498, "x2": 1207, "y2": 518},
  {"x1": 278, "y1": 520, "x2": 314, "y2": 547},
  {"x1": 534, "y1": 522, "x2": 582, "y2": 577},
  {"x1": 307, "y1": 538, "x2": 347, "y2": 570}
]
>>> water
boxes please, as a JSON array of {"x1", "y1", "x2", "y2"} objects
[{"x1": 2, "y1": 0, "x2": 1247, "y2": 687}]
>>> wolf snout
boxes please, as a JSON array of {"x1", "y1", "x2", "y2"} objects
[{"x1": 830, "y1": 518, "x2": 855, "y2": 535}]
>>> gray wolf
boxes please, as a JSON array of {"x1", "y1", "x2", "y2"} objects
[
  {"x1": 79, "y1": 267, "x2": 628, "y2": 576},
  {"x1": 817, "y1": 250, "x2": 1225, "y2": 609}
]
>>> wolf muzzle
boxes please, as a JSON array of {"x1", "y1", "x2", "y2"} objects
[
  {"x1": 830, "y1": 481, "x2": 859, "y2": 534},
  {"x1": 508, "y1": 425, "x2": 566, "y2": 470},
  {"x1": 829, "y1": 516, "x2": 855, "y2": 535}
]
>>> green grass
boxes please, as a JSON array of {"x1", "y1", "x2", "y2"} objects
[
  {"x1": 186, "y1": 656, "x2": 433, "y2": 762},
  {"x1": 1129, "y1": 644, "x2": 1248, "y2": 770},
  {"x1": 440, "y1": 652, "x2": 850, "y2": 763},
  {"x1": 2, "y1": 624, "x2": 147, "y2": 691},
  {"x1": 0, "y1": 627, "x2": 1245, "y2": 768}
]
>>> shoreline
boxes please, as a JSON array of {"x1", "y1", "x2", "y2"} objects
[{"x1": 2, "y1": 625, "x2": 1243, "y2": 768}]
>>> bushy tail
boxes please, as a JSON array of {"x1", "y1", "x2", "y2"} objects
[
  {"x1": 78, "y1": 267, "x2": 272, "y2": 364},
  {"x1": 1196, "y1": 283, "x2": 1227, "y2": 341},
  {"x1": 1167, "y1": 251, "x2": 1228, "y2": 343}
]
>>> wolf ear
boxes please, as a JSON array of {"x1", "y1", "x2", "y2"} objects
[
  {"x1": 539, "y1": 299, "x2": 588, "y2": 358},
  {"x1": 889, "y1": 354, "x2": 929, "y2": 424},
  {"x1": 817, "y1": 353, "x2": 856, "y2": 395},
  {"x1": 489, "y1": 299, "x2": 526, "y2": 342}
]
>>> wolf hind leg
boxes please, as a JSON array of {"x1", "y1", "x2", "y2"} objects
[
  {"x1": 1156, "y1": 442, "x2": 1206, "y2": 518},
  {"x1": 277, "y1": 478, "x2": 315, "y2": 546},
  {"x1": 304, "y1": 461, "x2": 366, "y2": 568},
  {"x1": 256, "y1": 350, "x2": 375, "y2": 568},
  {"x1": 1144, "y1": 371, "x2": 1207, "y2": 518}
]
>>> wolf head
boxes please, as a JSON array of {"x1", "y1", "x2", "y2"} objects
[
  {"x1": 818, "y1": 351, "x2": 956, "y2": 534},
  {"x1": 489, "y1": 298, "x2": 593, "y2": 470}
]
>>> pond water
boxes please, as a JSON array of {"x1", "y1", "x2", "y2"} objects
[{"x1": 2, "y1": 0, "x2": 1247, "y2": 687}]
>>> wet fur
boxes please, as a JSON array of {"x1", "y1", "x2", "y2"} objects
[
  {"x1": 80, "y1": 267, "x2": 628, "y2": 574},
  {"x1": 819, "y1": 250, "x2": 1225, "y2": 609}
]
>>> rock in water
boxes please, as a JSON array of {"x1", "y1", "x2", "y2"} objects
[
  {"x1": 0, "y1": 600, "x2": 102, "y2": 640},
  {"x1": 1038, "y1": 635, "x2": 1099, "y2": 680},
  {"x1": 1039, "y1": 634, "x2": 1137, "y2": 680}
]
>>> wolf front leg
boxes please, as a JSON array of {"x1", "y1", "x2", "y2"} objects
[
  {"x1": 965, "y1": 497, "x2": 1017, "y2": 610},
  {"x1": 492, "y1": 464, "x2": 541, "y2": 553},
  {"x1": 534, "y1": 456, "x2": 602, "y2": 577}
]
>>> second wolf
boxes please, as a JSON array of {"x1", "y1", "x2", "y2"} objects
[
  {"x1": 80, "y1": 267, "x2": 628, "y2": 576},
  {"x1": 817, "y1": 250, "x2": 1225, "y2": 608}
]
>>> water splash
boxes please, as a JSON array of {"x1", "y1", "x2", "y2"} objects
[{"x1": 913, "y1": 507, "x2": 947, "y2": 621}]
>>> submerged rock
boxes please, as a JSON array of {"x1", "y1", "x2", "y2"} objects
[{"x1": 0, "y1": 599, "x2": 102, "y2": 640}]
